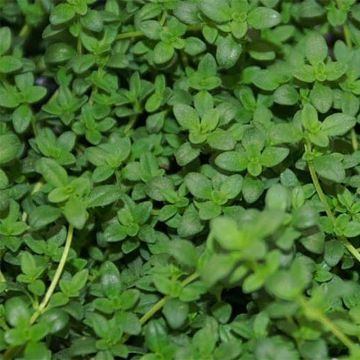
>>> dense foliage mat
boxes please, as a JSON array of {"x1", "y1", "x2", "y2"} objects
[{"x1": 4, "y1": 0, "x2": 360, "y2": 359}]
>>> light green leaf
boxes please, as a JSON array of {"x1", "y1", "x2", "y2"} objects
[{"x1": 248, "y1": 7, "x2": 281, "y2": 29}]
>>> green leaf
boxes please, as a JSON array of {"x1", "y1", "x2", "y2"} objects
[
  {"x1": 261, "y1": 147, "x2": 289, "y2": 167},
  {"x1": 301, "y1": 103, "x2": 320, "y2": 133},
  {"x1": 216, "y1": 35, "x2": 242, "y2": 69},
  {"x1": 0, "y1": 55, "x2": 22, "y2": 73},
  {"x1": 100, "y1": 261, "x2": 122, "y2": 298},
  {"x1": 178, "y1": 205, "x2": 203, "y2": 237},
  {"x1": 23, "y1": 86, "x2": 47, "y2": 104},
  {"x1": 5, "y1": 297, "x2": 31, "y2": 327},
  {"x1": 215, "y1": 151, "x2": 248, "y2": 172},
  {"x1": 103, "y1": 223, "x2": 127, "y2": 242},
  {"x1": 169, "y1": 239, "x2": 198, "y2": 268},
  {"x1": 265, "y1": 258, "x2": 312, "y2": 300},
  {"x1": 265, "y1": 184, "x2": 289, "y2": 211},
  {"x1": 45, "y1": 43, "x2": 76, "y2": 64},
  {"x1": 173, "y1": 104, "x2": 199, "y2": 130},
  {"x1": 24, "y1": 342, "x2": 51, "y2": 360},
  {"x1": 175, "y1": 142, "x2": 200, "y2": 166},
  {"x1": 248, "y1": 7, "x2": 281, "y2": 29},
  {"x1": 344, "y1": 221, "x2": 360, "y2": 238},
  {"x1": 310, "y1": 82, "x2": 333, "y2": 113},
  {"x1": 211, "y1": 217, "x2": 240, "y2": 250},
  {"x1": 36, "y1": 158, "x2": 68, "y2": 188},
  {"x1": 29, "y1": 206, "x2": 62, "y2": 229},
  {"x1": 184, "y1": 37, "x2": 206, "y2": 56},
  {"x1": 293, "y1": 65, "x2": 315, "y2": 83},
  {"x1": 305, "y1": 32, "x2": 328, "y2": 65},
  {"x1": 20, "y1": 252, "x2": 38, "y2": 276},
  {"x1": 274, "y1": 85, "x2": 299, "y2": 106},
  {"x1": 153, "y1": 42, "x2": 175, "y2": 64},
  {"x1": 50, "y1": 4, "x2": 75, "y2": 25},
  {"x1": 63, "y1": 197, "x2": 88, "y2": 229},
  {"x1": 326, "y1": 62, "x2": 347, "y2": 81},
  {"x1": 321, "y1": 113, "x2": 355, "y2": 137},
  {"x1": 185, "y1": 173, "x2": 212, "y2": 199},
  {"x1": 60, "y1": 269, "x2": 88, "y2": 297},
  {"x1": 324, "y1": 239, "x2": 344, "y2": 266},
  {"x1": 0, "y1": 133, "x2": 21, "y2": 165},
  {"x1": 87, "y1": 185, "x2": 122, "y2": 207},
  {"x1": 200, "y1": 0, "x2": 231, "y2": 23},
  {"x1": 13, "y1": 104, "x2": 32, "y2": 134},
  {"x1": 0, "y1": 87, "x2": 19, "y2": 108},
  {"x1": 207, "y1": 129, "x2": 235, "y2": 150},
  {"x1": 163, "y1": 299, "x2": 189, "y2": 329},
  {"x1": 313, "y1": 154, "x2": 345, "y2": 183},
  {"x1": 0, "y1": 27, "x2": 11, "y2": 56},
  {"x1": 242, "y1": 176, "x2": 264, "y2": 203}
]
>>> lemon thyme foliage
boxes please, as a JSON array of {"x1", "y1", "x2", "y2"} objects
[{"x1": 2, "y1": 0, "x2": 360, "y2": 359}]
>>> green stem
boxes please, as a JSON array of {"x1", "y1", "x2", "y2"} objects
[
  {"x1": 117, "y1": 30, "x2": 144, "y2": 40},
  {"x1": 4, "y1": 224, "x2": 74, "y2": 360},
  {"x1": 305, "y1": 143, "x2": 335, "y2": 221},
  {"x1": 160, "y1": 11, "x2": 168, "y2": 26},
  {"x1": 180, "y1": 272, "x2": 200, "y2": 287},
  {"x1": 4, "y1": 346, "x2": 22, "y2": 360},
  {"x1": 351, "y1": 129, "x2": 358, "y2": 151},
  {"x1": 299, "y1": 297, "x2": 354, "y2": 350},
  {"x1": 335, "y1": 0, "x2": 352, "y2": 49},
  {"x1": 124, "y1": 114, "x2": 138, "y2": 135},
  {"x1": 121, "y1": 272, "x2": 199, "y2": 344},
  {"x1": 4, "y1": 225, "x2": 74, "y2": 360},
  {"x1": 139, "y1": 297, "x2": 168, "y2": 326},
  {"x1": 344, "y1": 24, "x2": 352, "y2": 49},
  {"x1": 30, "y1": 224, "x2": 74, "y2": 324},
  {"x1": 138, "y1": 272, "x2": 199, "y2": 325},
  {"x1": 305, "y1": 142, "x2": 360, "y2": 263}
]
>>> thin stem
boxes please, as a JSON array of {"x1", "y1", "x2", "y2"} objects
[
  {"x1": 4, "y1": 346, "x2": 22, "y2": 360},
  {"x1": 0, "y1": 270, "x2": 6, "y2": 283},
  {"x1": 341, "y1": 237, "x2": 360, "y2": 263},
  {"x1": 138, "y1": 272, "x2": 199, "y2": 325},
  {"x1": 335, "y1": 0, "x2": 352, "y2": 50},
  {"x1": 30, "y1": 224, "x2": 74, "y2": 324},
  {"x1": 351, "y1": 129, "x2": 358, "y2": 151},
  {"x1": 124, "y1": 114, "x2": 138, "y2": 135},
  {"x1": 305, "y1": 141, "x2": 360, "y2": 262},
  {"x1": 305, "y1": 143, "x2": 335, "y2": 221},
  {"x1": 299, "y1": 297, "x2": 354, "y2": 350},
  {"x1": 159, "y1": 11, "x2": 168, "y2": 26},
  {"x1": 137, "y1": 273, "x2": 199, "y2": 325},
  {"x1": 117, "y1": 30, "x2": 144, "y2": 40},
  {"x1": 344, "y1": 24, "x2": 352, "y2": 49},
  {"x1": 180, "y1": 272, "x2": 200, "y2": 287},
  {"x1": 139, "y1": 297, "x2": 168, "y2": 325},
  {"x1": 121, "y1": 272, "x2": 199, "y2": 344},
  {"x1": 4, "y1": 225, "x2": 74, "y2": 360}
]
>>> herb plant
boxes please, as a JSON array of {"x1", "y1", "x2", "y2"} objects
[{"x1": 2, "y1": 0, "x2": 360, "y2": 359}]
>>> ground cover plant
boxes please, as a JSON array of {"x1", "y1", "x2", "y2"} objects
[{"x1": 3, "y1": 0, "x2": 360, "y2": 359}]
